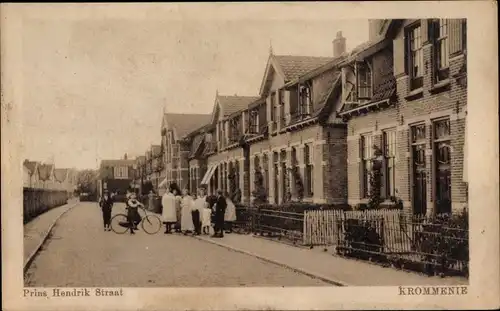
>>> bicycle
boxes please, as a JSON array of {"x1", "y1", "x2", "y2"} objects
[{"x1": 110, "y1": 206, "x2": 162, "y2": 235}]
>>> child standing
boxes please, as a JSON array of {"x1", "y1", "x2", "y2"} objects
[{"x1": 202, "y1": 203, "x2": 212, "y2": 235}]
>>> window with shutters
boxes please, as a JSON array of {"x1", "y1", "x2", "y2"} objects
[
  {"x1": 431, "y1": 19, "x2": 450, "y2": 83},
  {"x1": 361, "y1": 134, "x2": 372, "y2": 198},
  {"x1": 405, "y1": 23, "x2": 424, "y2": 90},
  {"x1": 383, "y1": 129, "x2": 397, "y2": 198},
  {"x1": 304, "y1": 144, "x2": 314, "y2": 197}
]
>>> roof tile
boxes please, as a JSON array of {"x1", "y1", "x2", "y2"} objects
[
  {"x1": 274, "y1": 55, "x2": 334, "y2": 81},
  {"x1": 217, "y1": 95, "x2": 260, "y2": 117},
  {"x1": 165, "y1": 113, "x2": 212, "y2": 139}
]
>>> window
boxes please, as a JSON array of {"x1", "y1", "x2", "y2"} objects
[
  {"x1": 280, "y1": 92, "x2": 286, "y2": 127},
  {"x1": 432, "y1": 19, "x2": 449, "y2": 82},
  {"x1": 249, "y1": 109, "x2": 259, "y2": 134},
  {"x1": 299, "y1": 84, "x2": 312, "y2": 117},
  {"x1": 383, "y1": 129, "x2": 397, "y2": 198},
  {"x1": 270, "y1": 92, "x2": 276, "y2": 122},
  {"x1": 357, "y1": 63, "x2": 372, "y2": 100},
  {"x1": 433, "y1": 119, "x2": 451, "y2": 214},
  {"x1": 304, "y1": 144, "x2": 314, "y2": 197},
  {"x1": 406, "y1": 23, "x2": 424, "y2": 90},
  {"x1": 361, "y1": 134, "x2": 373, "y2": 198}
]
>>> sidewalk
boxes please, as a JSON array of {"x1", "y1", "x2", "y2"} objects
[
  {"x1": 24, "y1": 199, "x2": 78, "y2": 269},
  {"x1": 195, "y1": 234, "x2": 469, "y2": 286}
]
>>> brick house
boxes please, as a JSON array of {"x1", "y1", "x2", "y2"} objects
[
  {"x1": 98, "y1": 158, "x2": 136, "y2": 196},
  {"x1": 338, "y1": 19, "x2": 467, "y2": 215},
  {"x1": 159, "y1": 113, "x2": 212, "y2": 191},
  {"x1": 193, "y1": 39, "x2": 358, "y2": 204}
]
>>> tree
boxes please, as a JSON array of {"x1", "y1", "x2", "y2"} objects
[{"x1": 76, "y1": 169, "x2": 98, "y2": 194}]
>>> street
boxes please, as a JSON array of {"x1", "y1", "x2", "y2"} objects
[{"x1": 24, "y1": 202, "x2": 330, "y2": 287}]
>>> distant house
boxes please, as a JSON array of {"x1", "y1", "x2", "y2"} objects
[
  {"x1": 98, "y1": 157, "x2": 136, "y2": 197},
  {"x1": 54, "y1": 168, "x2": 69, "y2": 191},
  {"x1": 23, "y1": 160, "x2": 40, "y2": 188},
  {"x1": 37, "y1": 163, "x2": 56, "y2": 189},
  {"x1": 159, "y1": 113, "x2": 212, "y2": 190}
]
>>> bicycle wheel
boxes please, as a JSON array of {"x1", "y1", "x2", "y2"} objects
[
  {"x1": 141, "y1": 214, "x2": 162, "y2": 234},
  {"x1": 110, "y1": 214, "x2": 129, "y2": 234}
]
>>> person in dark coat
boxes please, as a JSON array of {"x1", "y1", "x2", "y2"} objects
[
  {"x1": 99, "y1": 190, "x2": 114, "y2": 231},
  {"x1": 212, "y1": 189, "x2": 227, "y2": 238}
]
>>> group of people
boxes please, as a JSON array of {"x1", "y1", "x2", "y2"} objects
[
  {"x1": 161, "y1": 183, "x2": 236, "y2": 238},
  {"x1": 98, "y1": 183, "x2": 237, "y2": 238}
]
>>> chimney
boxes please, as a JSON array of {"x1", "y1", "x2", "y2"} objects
[{"x1": 333, "y1": 31, "x2": 346, "y2": 58}]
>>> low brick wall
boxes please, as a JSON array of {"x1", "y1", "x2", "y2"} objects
[{"x1": 23, "y1": 187, "x2": 69, "y2": 223}]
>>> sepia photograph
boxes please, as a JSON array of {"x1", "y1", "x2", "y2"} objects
[{"x1": 2, "y1": 2, "x2": 498, "y2": 310}]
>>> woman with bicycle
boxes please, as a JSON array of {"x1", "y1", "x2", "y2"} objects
[{"x1": 126, "y1": 192, "x2": 143, "y2": 235}]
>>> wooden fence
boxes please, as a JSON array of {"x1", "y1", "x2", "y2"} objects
[
  {"x1": 23, "y1": 187, "x2": 69, "y2": 223},
  {"x1": 303, "y1": 209, "x2": 408, "y2": 248}
]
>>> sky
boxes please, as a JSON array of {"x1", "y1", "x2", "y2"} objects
[{"x1": 20, "y1": 4, "x2": 369, "y2": 170}]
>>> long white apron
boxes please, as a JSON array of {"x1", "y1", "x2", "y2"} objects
[
  {"x1": 161, "y1": 193, "x2": 177, "y2": 223},
  {"x1": 224, "y1": 198, "x2": 237, "y2": 222},
  {"x1": 180, "y1": 196, "x2": 194, "y2": 231}
]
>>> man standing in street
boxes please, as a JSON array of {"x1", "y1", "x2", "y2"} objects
[
  {"x1": 212, "y1": 189, "x2": 227, "y2": 238},
  {"x1": 99, "y1": 190, "x2": 114, "y2": 231}
]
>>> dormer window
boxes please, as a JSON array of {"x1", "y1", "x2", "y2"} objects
[
  {"x1": 298, "y1": 84, "x2": 312, "y2": 117},
  {"x1": 249, "y1": 109, "x2": 259, "y2": 134},
  {"x1": 279, "y1": 91, "x2": 286, "y2": 127},
  {"x1": 357, "y1": 62, "x2": 372, "y2": 100},
  {"x1": 229, "y1": 116, "x2": 242, "y2": 144}
]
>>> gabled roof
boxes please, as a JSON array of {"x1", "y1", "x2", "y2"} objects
[
  {"x1": 163, "y1": 113, "x2": 212, "y2": 140},
  {"x1": 379, "y1": 19, "x2": 404, "y2": 40},
  {"x1": 274, "y1": 55, "x2": 334, "y2": 81},
  {"x1": 100, "y1": 159, "x2": 136, "y2": 167},
  {"x1": 189, "y1": 133, "x2": 205, "y2": 159},
  {"x1": 54, "y1": 168, "x2": 69, "y2": 183},
  {"x1": 260, "y1": 54, "x2": 334, "y2": 96},
  {"x1": 38, "y1": 164, "x2": 54, "y2": 181},
  {"x1": 23, "y1": 160, "x2": 39, "y2": 175},
  {"x1": 217, "y1": 95, "x2": 260, "y2": 118}
]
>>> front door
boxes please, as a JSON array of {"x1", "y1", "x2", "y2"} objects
[{"x1": 411, "y1": 125, "x2": 427, "y2": 215}]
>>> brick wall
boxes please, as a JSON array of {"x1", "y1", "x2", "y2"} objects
[
  {"x1": 321, "y1": 126, "x2": 348, "y2": 204},
  {"x1": 345, "y1": 19, "x2": 467, "y2": 214}
]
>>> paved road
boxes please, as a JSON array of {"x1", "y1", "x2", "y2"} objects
[{"x1": 25, "y1": 202, "x2": 329, "y2": 287}]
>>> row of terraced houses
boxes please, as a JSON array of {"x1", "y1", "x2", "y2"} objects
[
  {"x1": 23, "y1": 160, "x2": 78, "y2": 194},
  {"x1": 133, "y1": 19, "x2": 468, "y2": 216}
]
